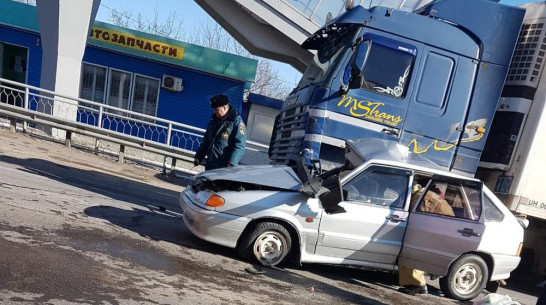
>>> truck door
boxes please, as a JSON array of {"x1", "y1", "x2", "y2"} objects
[
  {"x1": 397, "y1": 177, "x2": 485, "y2": 277},
  {"x1": 316, "y1": 166, "x2": 412, "y2": 267},
  {"x1": 401, "y1": 47, "x2": 478, "y2": 168}
]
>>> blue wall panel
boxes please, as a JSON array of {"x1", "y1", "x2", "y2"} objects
[
  {"x1": 83, "y1": 46, "x2": 246, "y2": 130},
  {"x1": 1, "y1": 24, "x2": 249, "y2": 152}
]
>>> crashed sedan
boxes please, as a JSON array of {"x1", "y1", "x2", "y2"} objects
[{"x1": 179, "y1": 138, "x2": 526, "y2": 301}]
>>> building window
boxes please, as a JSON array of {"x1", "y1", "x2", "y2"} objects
[
  {"x1": 107, "y1": 69, "x2": 132, "y2": 110},
  {"x1": 132, "y1": 75, "x2": 159, "y2": 117},
  {"x1": 79, "y1": 64, "x2": 162, "y2": 117},
  {"x1": 80, "y1": 63, "x2": 106, "y2": 103}
]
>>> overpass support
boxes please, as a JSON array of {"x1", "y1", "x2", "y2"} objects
[
  {"x1": 36, "y1": 0, "x2": 100, "y2": 137},
  {"x1": 195, "y1": 0, "x2": 320, "y2": 73}
]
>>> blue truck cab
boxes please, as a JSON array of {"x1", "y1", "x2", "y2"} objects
[{"x1": 269, "y1": 0, "x2": 525, "y2": 176}]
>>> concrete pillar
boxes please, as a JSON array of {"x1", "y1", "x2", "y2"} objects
[
  {"x1": 118, "y1": 145, "x2": 125, "y2": 164},
  {"x1": 36, "y1": 0, "x2": 100, "y2": 138}
]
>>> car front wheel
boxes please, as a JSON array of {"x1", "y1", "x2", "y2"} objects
[
  {"x1": 237, "y1": 222, "x2": 291, "y2": 266},
  {"x1": 440, "y1": 254, "x2": 488, "y2": 301}
]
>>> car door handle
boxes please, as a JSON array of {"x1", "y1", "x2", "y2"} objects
[
  {"x1": 386, "y1": 215, "x2": 406, "y2": 222},
  {"x1": 381, "y1": 128, "x2": 399, "y2": 136},
  {"x1": 457, "y1": 228, "x2": 481, "y2": 237}
]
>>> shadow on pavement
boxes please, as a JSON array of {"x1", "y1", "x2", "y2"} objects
[
  {"x1": 0, "y1": 154, "x2": 183, "y2": 212},
  {"x1": 0, "y1": 154, "x2": 391, "y2": 304},
  {"x1": 84, "y1": 204, "x2": 391, "y2": 305}
]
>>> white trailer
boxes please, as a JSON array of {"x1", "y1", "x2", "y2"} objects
[{"x1": 477, "y1": 0, "x2": 546, "y2": 283}]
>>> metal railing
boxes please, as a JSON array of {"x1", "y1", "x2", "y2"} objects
[
  {"x1": 279, "y1": 0, "x2": 432, "y2": 26},
  {"x1": 0, "y1": 77, "x2": 269, "y2": 172}
]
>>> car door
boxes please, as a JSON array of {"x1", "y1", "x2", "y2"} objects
[
  {"x1": 315, "y1": 166, "x2": 412, "y2": 267},
  {"x1": 397, "y1": 177, "x2": 485, "y2": 276}
]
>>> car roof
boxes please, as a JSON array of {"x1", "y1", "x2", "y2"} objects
[{"x1": 346, "y1": 138, "x2": 480, "y2": 182}]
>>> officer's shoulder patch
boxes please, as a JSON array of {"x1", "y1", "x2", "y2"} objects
[{"x1": 239, "y1": 122, "x2": 246, "y2": 135}]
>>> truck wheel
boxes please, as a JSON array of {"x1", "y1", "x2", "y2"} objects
[
  {"x1": 237, "y1": 222, "x2": 291, "y2": 266},
  {"x1": 440, "y1": 254, "x2": 488, "y2": 301}
]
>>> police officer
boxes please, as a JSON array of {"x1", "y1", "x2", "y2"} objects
[{"x1": 193, "y1": 94, "x2": 246, "y2": 170}]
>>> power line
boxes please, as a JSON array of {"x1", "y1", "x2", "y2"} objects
[{"x1": 99, "y1": 3, "x2": 142, "y2": 26}]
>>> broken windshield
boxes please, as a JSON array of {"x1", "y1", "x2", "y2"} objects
[{"x1": 297, "y1": 24, "x2": 361, "y2": 89}]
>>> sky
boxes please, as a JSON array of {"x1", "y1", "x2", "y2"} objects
[
  {"x1": 94, "y1": 0, "x2": 544, "y2": 90},
  {"x1": 94, "y1": 0, "x2": 303, "y2": 88}
]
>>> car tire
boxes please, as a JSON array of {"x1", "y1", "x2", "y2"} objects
[
  {"x1": 440, "y1": 254, "x2": 488, "y2": 301},
  {"x1": 237, "y1": 222, "x2": 291, "y2": 267}
]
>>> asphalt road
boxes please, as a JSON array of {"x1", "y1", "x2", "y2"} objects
[{"x1": 0, "y1": 130, "x2": 541, "y2": 305}]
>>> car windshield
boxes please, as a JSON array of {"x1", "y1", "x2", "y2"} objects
[{"x1": 297, "y1": 24, "x2": 361, "y2": 89}]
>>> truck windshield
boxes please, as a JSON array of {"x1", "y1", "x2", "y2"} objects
[{"x1": 297, "y1": 24, "x2": 360, "y2": 89}]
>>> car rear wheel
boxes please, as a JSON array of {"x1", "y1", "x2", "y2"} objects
[
  {"x1": 440, "y1": 254, "x2": 488, "y2": 301},
  {"x1": 237, "y1": 222, "x2": 291, "y2": 266}
]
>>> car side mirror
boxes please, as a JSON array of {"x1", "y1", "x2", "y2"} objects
[
  {"x1": 319, "y1": 176, "x2": 346, "y2": 214},
  {"x1": 517, "y1": 217, "x2": 529, "y2": 229}
]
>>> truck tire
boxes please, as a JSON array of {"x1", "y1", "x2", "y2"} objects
[
  {"x1": 237, "y1": 222, "x2": 291, "y2": 266},
  {"x1": 440, "y1": 254, "x2": 488, "y2": 301}
]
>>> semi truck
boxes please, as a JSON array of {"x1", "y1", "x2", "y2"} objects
[
  {"x1": 269, "y1": 0, "x2": 546, "y2": 282},
  {"x1": 268, "y1": 0, "x2": 525, "y2": 177}
]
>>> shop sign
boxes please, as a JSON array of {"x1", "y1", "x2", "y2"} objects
[{"x1": 89, "y1": 26, "x2": 184, "y2": 60}]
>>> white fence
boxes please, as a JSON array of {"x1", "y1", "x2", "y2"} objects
[{"x1": 0, "y1": 77, "x2": 270, "y2": 173}]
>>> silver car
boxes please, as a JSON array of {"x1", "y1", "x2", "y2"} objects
[{"x1": 179, "y1": 138, "x2": 526, "y2": 301}]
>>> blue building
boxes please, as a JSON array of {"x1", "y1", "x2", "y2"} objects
[{"x1": 0, "y1": 0, "x2": 257, "y2": 133}]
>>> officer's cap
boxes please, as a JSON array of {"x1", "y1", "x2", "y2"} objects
[{"x1": 210, "y1": 94, "x2": 229, "y2": 108}]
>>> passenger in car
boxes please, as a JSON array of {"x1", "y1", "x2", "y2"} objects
[
  {"x1": 418, "y1": 184, "x2": 455, "y2": 217},
  {"x1": 398, "y1": 181, "x2": 454, "y2": 295}
]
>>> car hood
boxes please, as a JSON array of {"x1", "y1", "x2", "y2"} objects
[{"x1": 197, "y1": 165, "x2": 302, "y2": 191}]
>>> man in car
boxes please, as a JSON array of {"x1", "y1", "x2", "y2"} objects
[
  {"x1": 398, "y1": 181, "x2": 455, "y2": 295},
  {"x1": 194, "y1": 94, "x2": 246, "y2": 170}
]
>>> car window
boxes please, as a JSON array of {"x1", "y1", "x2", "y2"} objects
[
  {"x1": 343, "y1": 169, "x2": 409, "y2": 208},
  {"x1": 483, "y1": 195, "x2": 504, "y2": 222},
  {"x1": 416, "y1": 181, "x2": 482, "y2": 220}
]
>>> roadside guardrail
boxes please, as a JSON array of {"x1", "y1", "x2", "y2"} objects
[{"x1": 0, "y1": 77, "x2": 269, "y2": 174}]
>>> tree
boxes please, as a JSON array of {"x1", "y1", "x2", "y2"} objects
[
  {"x1": 188, "y1": 20, "x2": 290, "y2": 100},
  {"x1": 109, "y1": 9, "x2": 290, "y2": 100},
  {"x1": 109, "y1": 5, "x2": 184, "y2": 40}
]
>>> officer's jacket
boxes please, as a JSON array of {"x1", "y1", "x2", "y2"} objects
[{"x1": 195, "y1": 106, "x2": 246, "y2": 170}]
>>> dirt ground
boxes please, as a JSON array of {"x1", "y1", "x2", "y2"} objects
[{"x1": 0, "y1": 128, "x2": 193, "y2": 190}]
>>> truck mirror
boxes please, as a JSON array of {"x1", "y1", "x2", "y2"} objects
[
  {"x1": 353, "y1": 42, "x2": 368, "y2": 70},
  {"x1": 345, "y1": 41, "x2": 368, "y2": 90},
  {"x1": 349, "y1": 67, "x2": 363, "y2": 89}
]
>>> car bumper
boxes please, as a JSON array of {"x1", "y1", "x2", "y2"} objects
[
  {"x1": 179, "y1": 190, "x2": 250, "y2": 249},
  {"x1": 490, "y1": 253, "x2": 521, "y2": 281}
]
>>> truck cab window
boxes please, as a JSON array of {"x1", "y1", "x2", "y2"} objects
[
  {"x1": 297, "y1": 24, "x2": 360, "y2": 89},
  {"x1": 359, "y1": 42, "x2": 414, "y2": 99}
]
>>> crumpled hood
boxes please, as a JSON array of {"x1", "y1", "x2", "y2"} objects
[{"x1": 197, "y1": 165, "x2": 302, "y2": 190}]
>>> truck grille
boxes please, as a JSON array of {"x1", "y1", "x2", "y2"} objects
[{"x1": 269, "y1": 105, "x2": 308, "y2": 164}]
